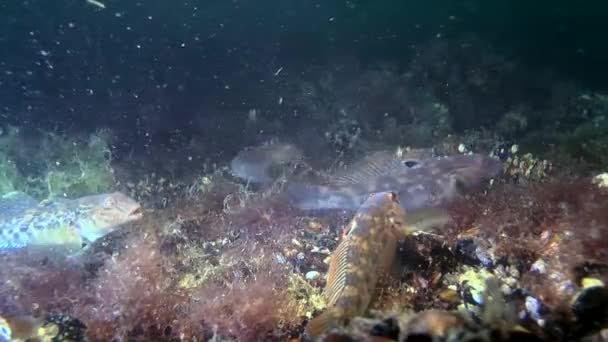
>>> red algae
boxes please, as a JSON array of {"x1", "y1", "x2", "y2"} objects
[
  {"x1": 67, "y1": 192, "x2": 307, "y2": 341},
  {"x1": 446, "y1": 178, "x2": 608, "y2": 309},
  {"x1": 189, "y1": 269, "x2": 299, "y2": 341},
  {"x1": 74, "y1": 233, "x2": 189, "y2": 340},
  {"x1": 447, "y1": 179, "x2": 608, "y2": 260},
  {"x1": 0, "y1": 252, "x2": 87, "y2": 315}
]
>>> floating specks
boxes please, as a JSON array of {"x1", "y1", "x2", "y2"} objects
[{"x1": 86, "y1": 0, "x2": 106, "y2": 9}]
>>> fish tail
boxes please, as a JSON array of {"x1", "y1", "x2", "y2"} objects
[{"x1": 306, "y1": 309, "x2": 344, "y2": 340}]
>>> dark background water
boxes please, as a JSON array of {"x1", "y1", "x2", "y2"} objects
[{"x1": 1, "y1": 0, "x2": 607, "y2": 162}]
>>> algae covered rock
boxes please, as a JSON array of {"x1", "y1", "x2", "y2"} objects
[
  {"x1": 0, "y1": 126, "x2": 115, "y2": 199},
  {"x1": 558, "y1": 94, "x2": 608, "y2": 168}
]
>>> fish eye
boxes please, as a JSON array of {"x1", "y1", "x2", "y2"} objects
[
  {"x1": 388, "y1": 192, "x2": 399, "y2": 203},
  {"x1": 403, "y1": 160, "x2": 420, "y2": 168}
]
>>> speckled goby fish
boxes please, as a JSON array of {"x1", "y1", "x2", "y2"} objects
[
  {"x1": 287, "y1": 153, "x2": 502, "y2": 211},
  {"x1": 230, "y1": 141, "x2": 304, "y2": 184},
  {"x1": 306, "y1": 191, "x2": 435, "y2": 339},
  {"x1": 0, "y1": 191, "x2": 142, "y2": 250}
]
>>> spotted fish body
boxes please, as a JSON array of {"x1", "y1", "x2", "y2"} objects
[
  {"x1": 287, "y1": 153, "x2": 502, "y2": 211},
  {"x1": 0, "y1": 192, "x2": 142, "y2": 250},
  {"x1": 306, "y1": 191, "x2": 415, "y2": 339}
]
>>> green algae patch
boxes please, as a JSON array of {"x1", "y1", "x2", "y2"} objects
[{"x1": 0, "y1": 126, "x2": 115, "y2": 199}]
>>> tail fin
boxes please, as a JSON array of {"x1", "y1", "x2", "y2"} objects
[{"x1": 306, "y1": 309, "x2": 343, "y2": 340}]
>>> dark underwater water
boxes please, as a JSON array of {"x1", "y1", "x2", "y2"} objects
[{"x1": 1, "y1": 0, "x2": 607, "y2": 166}]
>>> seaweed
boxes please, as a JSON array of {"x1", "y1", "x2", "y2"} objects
[{"x1": 0, "y1": 126, "x2": 115, "y2": 199}]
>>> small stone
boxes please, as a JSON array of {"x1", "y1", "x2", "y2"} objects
[
  {"x1": 531, "y1": 259, "x2": 547, "y2": 274},
  {"x1": 458, "y1": 143, "x2": 467, "y2": 153},
  {"x1": 306, "y1": 271, "x2": 321, "y2": 281},
  {"x1": 593, "y1": 173, "x2": 608, "y2": 188},
  {"x1": 510, "y1": 144, "x2": 519, "y2": 154},
  {"x1": 582, "y1": 277, "x2": 605, "y2": 289},
  {"x1": 525, "y1": 296, "x2": 543, "y2": 321}
]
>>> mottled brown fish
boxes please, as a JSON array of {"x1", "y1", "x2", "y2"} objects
[
  {"x1": 306, "y1": 191, "x2": 437, "y2": 339},
  {"x1": 287, "y1": 153, "x2": 502, "y2": 211}
]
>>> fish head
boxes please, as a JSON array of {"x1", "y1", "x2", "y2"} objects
[
  {"x1": 441, "y1": 154, "x2": 503, "y2": 191},
  {"x1": 359, "y1": 191, "x2": 407, "y2": 232},
  {"x1": 372, "y1": 192, "x2": 451, "y2": 236},
  {"x1": 76, "y1": 192, "x2": 143, "y2": 242},
  {"x1": 391, "y1": 154, "x2": 502, "y2": 210}
]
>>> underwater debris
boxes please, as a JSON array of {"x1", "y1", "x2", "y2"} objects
[
  {"x1": 453, "y1": 235, "x2": 496, "y2": 268},
  {"x1": 439, "y1": 177, "x2": 608, "y2": 339},
  {"x1": 288, "y1": 273, "x2": 327, "y2": 319},
  {"x1": 503, "y1": 152, "x2": 552, "y2": 183},
  {"x1": 456, "y1": 267, "x2": 495, "y2": 307},
  {"x1": 314, "y1": 278, "x2": 538, "y2": 341},
  {"x1": 86, "y1": 0, "x2": 106, "y2": 9}
]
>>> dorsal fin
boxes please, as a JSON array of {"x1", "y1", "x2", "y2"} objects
[
  {"x1": 327, "y1": 149, "x2": 436, "y2": 186},
  {"x1": 327, "y1": 151, "x2": 404, "y2": 186},
  {"x1": 324, "y1": 237, "x2": 353, "y2": 306}
]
